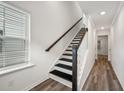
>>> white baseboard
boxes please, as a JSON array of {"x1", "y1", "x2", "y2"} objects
[
  {"x1": 79, "y1": 53, "x2": 96, "y2": 91},
  {"x1": 111, "y1": 62, "x2": 124, "y2": 90},
  {"x1": 23, "y1": 74, "x2": 49, "y2": 91}
]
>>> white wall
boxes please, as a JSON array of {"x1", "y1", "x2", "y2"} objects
[
  {"x1": 0, "y1": 1, "x2": 83, "y2": 90},
  {"x1": 111, "y1": 2, "x2": 124, "y2": 90},
  {"x1": 79, "y1": 17, "x2": 96, "y2": 90},
  {"x1": 97, "y1": 29, "x2": 110, "y2": 36}
]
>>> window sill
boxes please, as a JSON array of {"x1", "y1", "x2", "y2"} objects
[{"x1": 0, "y1": 63, "x2": 35, "y2": 76}]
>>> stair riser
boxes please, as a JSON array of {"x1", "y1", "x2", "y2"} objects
[
  {"x1": 67, "y1": 47, "x2": 72, "y2": 50},
  {"x1": 49, "y1": 74, "x2": 72, "y2": 88},
  {"x1": 74, "y1": 38, "x2": 81, "y2": 40},
  {"x1": 72, "y1": 41, "x2": 80, "y2": 43},
  {"x1": 72, "y1": 40, "x2": 80, "y2": 43},
  {"x1": 59, "y1": 58, "x2": 72, "y2": 62},
  {"x1": 54, "y1": 67, "x2": 72, "y2": 75},
  {"x1": 60, "y1": 55, "x2": 72, "y2": 59},
  {"x1": 58, "y1": 61, "x2": 72, "y2": 66},
  {"x1": 69, "y1": 44, "x2": 78, "y2": 46},
  {"x1": 75, "y1": 36, "x2": 82, "y2": 38},
  {"x1": 64, "y1": 51, "x2": 72, "y2": 54}
]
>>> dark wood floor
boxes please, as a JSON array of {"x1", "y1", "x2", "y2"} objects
[
  {"x1": 82, "y1": 55, "x2": 123, "y2": 91},
  {"x1": 31, "y1": 55, "x2": 123, "y2": 91}
]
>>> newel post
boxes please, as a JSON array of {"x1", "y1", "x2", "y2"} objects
[{"x1": 72, "y1": 45, "x2": 78, "y2": 91}]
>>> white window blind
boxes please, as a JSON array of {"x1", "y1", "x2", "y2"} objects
[{"x1": 0, "y1": 3, "x2": 29, "y2": 68}]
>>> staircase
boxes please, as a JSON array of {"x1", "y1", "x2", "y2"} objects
[{"x1": 49, "y1": 28, "x2": 86, "y2": 88}]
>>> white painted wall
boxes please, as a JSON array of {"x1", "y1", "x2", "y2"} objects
[
  {"x1": 111, "y1": 2, "x2": 124, "y2": 90},
  {"x1": 79, "y1": 17, "x2": 96, "y2": 90},
  {"x1": 77, "y1": 32, "x2": 88, "y2": 90},
  {"x1": 97, "y1": 29, "x2": 110, "y2": 36},
  {"x1": 0, "y1": 1, "x2": 83, "y2": 90}
]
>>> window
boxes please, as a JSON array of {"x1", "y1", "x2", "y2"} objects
[{"x1": 0, "y1": 2, "x2": 32, "y2": 72}]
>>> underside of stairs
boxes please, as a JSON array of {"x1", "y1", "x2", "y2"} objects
[{"x1": 49, "y1": 28, "x2": 86, "y2": 88}]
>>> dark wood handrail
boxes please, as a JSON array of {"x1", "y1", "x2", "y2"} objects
[
  {"x1": 72, "y1": 28, "x2": 87, "y2": 91},
  {"x1": 45, "y1": 17, "x2": 83, "y2": 51}
]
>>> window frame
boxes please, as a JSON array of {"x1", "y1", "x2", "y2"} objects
[{"x1": 0, "y1": 2, "x2": 34, "y2": 75}]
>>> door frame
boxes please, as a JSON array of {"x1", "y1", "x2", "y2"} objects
[{"x1": 96, "y1": 34, "x2": 110, "y2": 60}]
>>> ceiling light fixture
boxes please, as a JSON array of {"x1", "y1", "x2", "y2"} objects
[
  {"x1": 101, "y1": 27, "x2": 104, "y2": 30},
  {"x1": 100, "y1": 11, "x2": 106, "y2": 15}
]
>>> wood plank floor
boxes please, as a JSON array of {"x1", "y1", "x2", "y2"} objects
[
  {"x1": 30, "y1": 79, "x2": 71, "y2": 91},
  {"x1": 82, "y1": 55, "x2": 123, "y2": 91},
  {"x1": 30, "y1": 55, "x2": 123, "y2": 91}
]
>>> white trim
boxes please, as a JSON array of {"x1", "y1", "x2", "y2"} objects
[
  {"x1": 88, "y1": 16, "x2": 96, "y2": 29},
  {"x1": 80, "y1": 55, "x2": 96, "y2": 91},
  {"x1": 23, "y1": 74, "x2": 49, "y2": 91},
  {"x1": 0, "y1": 63, "x2": 34, "y2": 76},
  {"x1": 111, "y1": 1, "x2": 124, "y2": 25},
  {"x1": 111, "y1": 62, "x2": 124, "y2": 90},
  {"x1": 27, "y1": 10, "x2": 31, "y2": 63}
]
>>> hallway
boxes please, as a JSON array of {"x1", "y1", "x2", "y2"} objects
[{"x1": 82, "y1": 55, "x2": 123, "y2": 91}]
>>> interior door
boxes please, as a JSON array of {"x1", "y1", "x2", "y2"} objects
[{"x1": 97, "y1": 35, "x2": 108, "y2": 56}]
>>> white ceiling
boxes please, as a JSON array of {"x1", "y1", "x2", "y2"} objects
[{"x1": 78, "y1": 1, "x2": 121, "y2": 30}]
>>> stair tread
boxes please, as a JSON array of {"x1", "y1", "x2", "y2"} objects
[
  {"x1": 50, "y1": 70, "x2": 72, "y2": 82},
  {"x1": 68, "y1": 46, "x2": 72, "y2": 47},
  {"x1": 73, "y1": 38, "x2": 81, "y2": 40},
  {"x1": 73, "y1": 40, "x2": 80, "y2": 41},
  {"x1": 71, "y1": 42, "x2": 79, "y2": 44},
  {"x1": 66, "y1": 49, "x2": 72, "y2": 51},
  {"x1": 59, "y1": 58, "x2": 72, "y2": 62},
  {"x1": 75, "y1": 35, "x2": 82, "y2": 37},
  {"x1": 74, "y1": 37, "x2": 81, "y2": 39},
  {"x1": 63, "y1": 53, "x2": 72, "y2": 56},
  {"x1": 55, "y1": 63, "x2": 72, "y2": 70}
]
